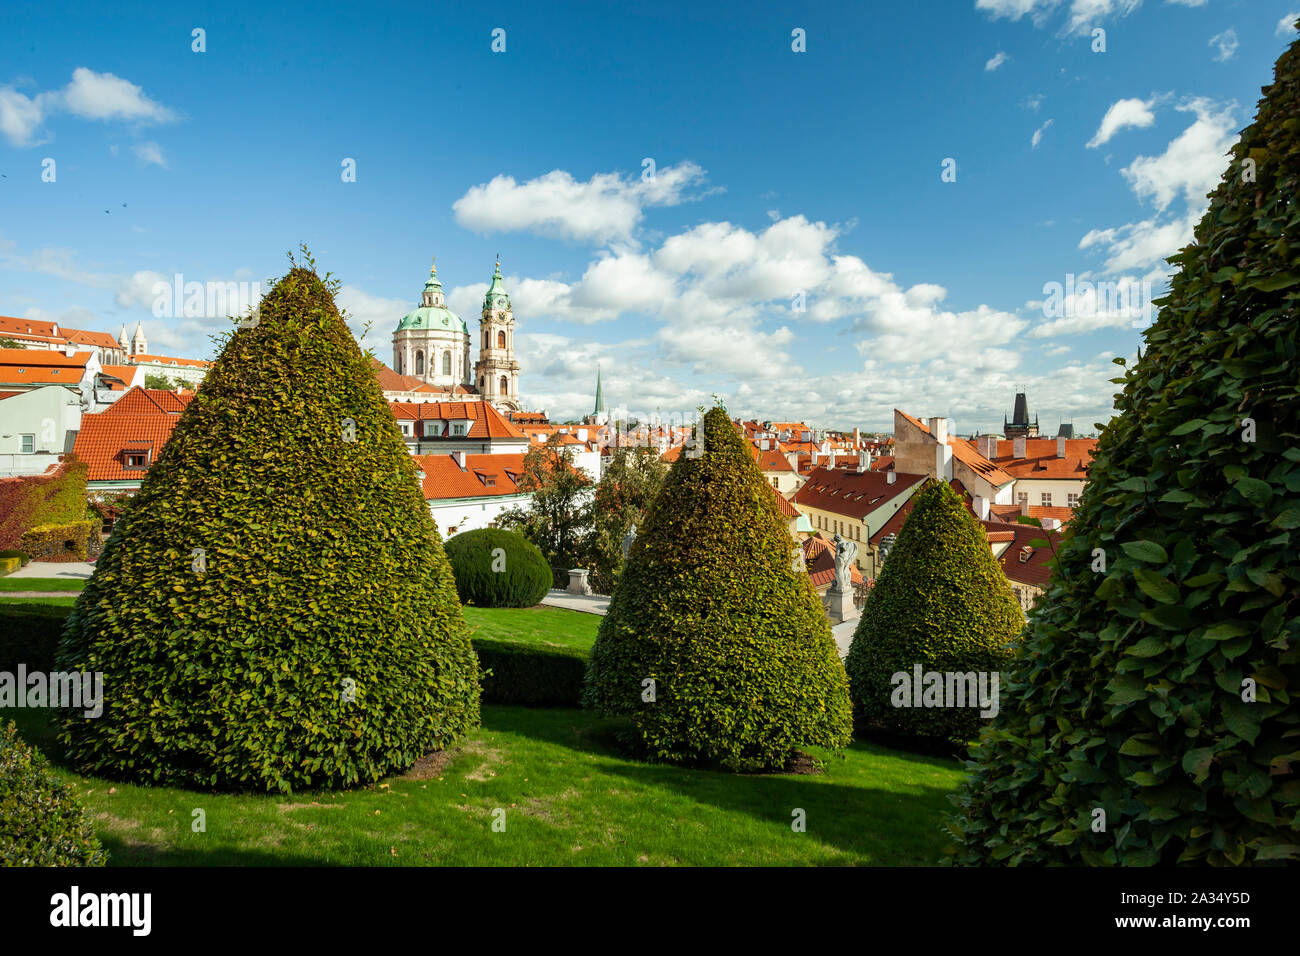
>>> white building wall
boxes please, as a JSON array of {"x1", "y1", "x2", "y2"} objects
[{"x1": 429, "y1": 493, "x2": 531, "y2": 538}]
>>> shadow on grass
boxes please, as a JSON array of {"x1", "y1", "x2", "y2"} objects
[
  {"x1": 97, "y1": 839, "x2": 331, "y2": 867},
  {"x1": 481, "y1": 705, "x2": 961, "y2": 865}
]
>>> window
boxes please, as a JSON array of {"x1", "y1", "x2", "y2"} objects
[
  {"x1": 450, "y1": 422, "x2": 467, "y2": 437},
  {"x1": 400, "y1": 423, "x2": 412, "y2": 437},
  {"x1": 1018, "y1": 492, "x2": 1028, "y2": 507},
  {"x1": 1041, "y1": 492, "x2": 1053, "y2": 506},
  {"x1": 396, "y1": 354, "x2": 404, "y2": 374},
  {"x1": 124, "y1": 451, "x2": 149, "y2": 469},
  {"x1": 771, "y1": 477, "x2": 778, "y2": 487},
  {"x1": 442, "y1": 351, "x2": 452, "y2": 375},
  {"x1": 1067, "y1": 493, "x2": 1079, "y2": 508},
  {"x1": 499, "y1": 375, "x2": 508, "y2": 395},
  {"x1": 20, "y1": 434, "x2": 35, "y2": 454},
  {"x1": 497, "y1": 330, "x2": 506, "y2": 349},
  {"x1": 415, "y1": 351, "x2": 425, "y2": 375}
]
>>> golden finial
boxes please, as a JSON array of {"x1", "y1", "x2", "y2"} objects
[{"x1": 431, "y1": 255, "x2": 436, "y2": 272}]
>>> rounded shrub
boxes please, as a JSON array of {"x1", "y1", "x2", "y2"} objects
[
  {"x1": 56, "y1": 261, "x2": 480, "y2": 793},
  {"x1": 584, "y1": 404, "x2": 852, "y2": 772},
  {"x1": 1, "y1": 722, "x2": 106, "y2": 866},
  {"x1": 949, "y1": 34, "x2": 1300, "y2": 866},
  {"x1": 845, "y1": 480, "x2": 1022, "y2": 743},
  {"x1": 445, "y1": 528, "x2": 551, "y2": 608}
]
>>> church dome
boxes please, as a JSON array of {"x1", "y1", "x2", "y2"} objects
[
  {"x1": 395, "y1": 257, "x2": 468, "y2": 334},
  {"x1": 396, "y1": 305, "x2": 467, "y2": 334}
]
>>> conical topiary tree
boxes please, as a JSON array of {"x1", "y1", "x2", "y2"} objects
[
  {"x1": 949, "y1": 37, "x2": 1300, "y2": 865},
  {"x1": 56, "y1": 259, "x2": 480, "y2": 792},
  {"x1": 583, "y1": 405, "x2": 851, "y2": 771},
  {"x1": 845, "y1": 480, "x2": 1023, "y2": 743}
]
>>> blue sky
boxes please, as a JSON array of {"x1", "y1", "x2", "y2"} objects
[{"x1": 1, "y1": 0, "x2": 1296, "y2": 430}]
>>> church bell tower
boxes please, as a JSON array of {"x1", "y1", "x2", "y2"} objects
[{"x1": 474, "y1": 260, "x2": 521, "y2": 411}]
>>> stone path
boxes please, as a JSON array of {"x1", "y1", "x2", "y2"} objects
[
  {"x1": 4, "y1": 561, "x2": 96, "y2": 579},
  {"x1": 540, "y1": 588, "x2": 857, "y2": 659},
  {"x1": 0, "y1": 591, "x2": 80, "y2": 599},
  {"x1": 539, "y1": 589, "x2": 611, "y2": 616}
]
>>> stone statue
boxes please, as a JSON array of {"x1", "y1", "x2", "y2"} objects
[
  {"x1": 832, "y1": 533, "x2": 856, "y2": 593},
  {"x1": 622, "y1": 523, "x2": 637, "y2": 562}
]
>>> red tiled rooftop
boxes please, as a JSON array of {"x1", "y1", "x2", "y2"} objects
[{"x1": 794, "y1": 466, "x2": 925, "y2": 521}]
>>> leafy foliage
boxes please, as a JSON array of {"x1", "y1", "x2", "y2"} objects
[
  {"x1": 1, "y1": 722, "x2": 106, "y2": 866},
  {"x1": 55, "y1": 263, "x2": 480, "y2": 793},
  {"x1": 0, "y1": 602, "x2": 67, "y2": 672},
  {"x1": 950, "y1": 39, "x2": 1300, "y2": 865},
  {"x1": 475, "y1": 637, "x2": 589, "y2": 707},
  {"x1": 587, "y1": 447, "x2": 668, "y2": 595},
  {"x1": 584, "y1": 404, "x2": 851, "y2": 771},
  {"x1": 20, "y1": 518, "x2": 103, "y2": 562},
  {"x1": 445, "y1": 528, "x2": 551, "y2": 608},
  {"x1": 846, "y1": 480, "x2": 1022, "y2": 742},
  {"x1": 0, "y1": 458, "x2": 88, "y2": 550},
  {"x1": 494, "y1": 434, "x2": 594, "y2": 588}
]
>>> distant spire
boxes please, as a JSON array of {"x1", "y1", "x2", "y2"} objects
[{"x1": 593, "y1": 366, "x2": 605, "y2": 414}]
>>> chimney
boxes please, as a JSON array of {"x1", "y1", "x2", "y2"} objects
[
  {"x1": 1013, "y1": 436, "x2": 1027, "y2": 459},
  {"x1": 64, "y1": 343, "x2": 76, "y2": 358},
  {"x1": 886, "y1": 471, "x2": 897, "y2": 485},
  {"x1": 979, "y1": 435, "x2": 998, "y2": 459},
  {"x1": 1056, "y1": 436, "x2": 1066, "y2": 458},
  {"x1": 455, "y1": 451, "x2": 467, "y2": 469},
  {"x1": 761, "y1": 438, "x2": 769, "y2": 451},
  {"x1": 853, "y1": 427, "x2": 861, "y2": 445},
  {"x1": 973, "y1": 495, "x2": 990, "y2": 520},
  {"x1": 857, "y1": 449, "x2": 872, "y2": 473},
  {"x1": 811, "y1": 451, "x2": 819, "y2": 466},
  {"x1": 929, "y1": 417, "x2": 948, "y2": 444},
  {"x1": 577, "y1": 427, "x2": 587, "y2": 442},
  {"x1": 1042, "y1": 517, "x2": 1061, "y2": 531}
]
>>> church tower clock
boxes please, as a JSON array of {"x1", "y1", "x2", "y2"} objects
[{"x1": 474, "y1": 260, "x2": 522, "y2": 412}]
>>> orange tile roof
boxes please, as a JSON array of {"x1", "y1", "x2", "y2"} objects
[
  {"x1": 389, "y1": 399, "x2": 526, "y2": 440},
  {"x1": 983, "y1": 438, "x2": 1096, "y2": 480},
  {"x1": 794, "y1": 466, "x2": 926, "y2": 521},
  {"x1": 0, "y1": 347, "x2": 89, "y2": 367},
  {"x1": 0, "y1": 315, "x2": 58, "y2": 338},
  {"x1": 802, "y1": 532, "x2": 865, "y2": 589},
  {"x1": 997, "y1": 523, "x2": 1063, "y2": 589},
  {"x1": 130, "y1": 353, "x2": 212, "y2": 368},
  {"x1": 947, "y1": 437, "x2": 1016, "y2": 486},
  {"x1": 413, "y1": 453, "x2": 526, "y2": 500},
  {"x1": 62, "y1": 328, "x2": 120, "y2": 350},
  {"x1": 1026, "y1": 505, "x2": 1075, "y2": 525},
  {"x1": 749, "y1": 445, "x2": 795, "y2": 472},
  {"x1": 771, "y1": 486, "x2": 799, "y2": 519},
  {"x1": 73, "y1": 386, "x2": 192, "y2": 481}
]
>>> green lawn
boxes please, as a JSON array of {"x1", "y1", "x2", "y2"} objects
[
  {"x1": 12, "y1": 705, "x2": 962, "y2": 866},
  {"x1": 462, "y1": 605, "x2": 600, "y2": 651},
  {"x1": 3, "y1": 601, "x2": 964, "y2": 865},
  {"x1": 0, "y1": 577, "x2": 87, "y2": 592},
  {"x1": 0, "y1": 596, "x2": 78, "y2": 606}
]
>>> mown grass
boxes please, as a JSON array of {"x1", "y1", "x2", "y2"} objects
[
  {"x1": 11, "y1": 705, "x2": 962, "y2": 866},
  {"x1": 0, "y1": 577, "x2": 87, "y2": 592},
  {"x1": 462, "y1": 605, "x2": 599, "y2": 651}
]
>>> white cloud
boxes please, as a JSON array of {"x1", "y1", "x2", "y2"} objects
[
  {"x1": 61, "y1": 68, "x2": 176, "y2": 123},
  {"x1": 1166, "y1": 0, "x2": 1207, "y2": 7},
  {"x1": 1087, "y1": 96, "x2": 1158, "y2": 148},
  {"x1": 334, "y1": 285, "x2": 412, "y2": 345},
  {"x1": 132, "y1": 141, "x2": 167, "y2": 168},
  {"x1": 976, "y1": 0, "x2": 1143, "y2": 35},
  {"x1": 985, "y1": 51, "x2": 1010, "y2": 71},
  {"x1": 1278, "y1": 12, "x2": 1299, "y2": 35},
  {"x1": 1209, "y1": 28, "x2": 1239, "y2": 62},
  {"x1": 0, "y1": 87, "x2": 50, "y2": 147},
  {"x1": 0, "y1": 68, "x2": 177, "y2": 147},
  {"x1": 1121, "y1": 98, "x2": 1237, "y2": 211},
  {"x1": 1024, "y1": 93, "x2": 1045, "y2": 111},
  {"x1": 452, "y1": 162, "x2": 709, "y2": 244},
  {"x1": 1032, "y1": 118, "x2": 1054, "y2": 148}
]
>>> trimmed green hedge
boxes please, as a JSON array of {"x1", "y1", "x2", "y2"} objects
[
  {"x1": 20, "y1": 519, "x2": 102, "y2": 562},
  {"x1": 0, "y1": 458, "x2": 89, "y2": 551},
  {"x1": 949, "y1": 33, "x2": 1300, "y2": 866},
  {"x1": 1, "y1": 721, "x2": 106, "y2": 866},
  {"x1": 55, "y1": 263, "x2": 480, "y2": 793},
  {"x1": 0, "y1": 603, "x2": 67, "y2": 672},
  {"x1": 0, "y1": 557, "x2": 20, "y2": 576},
  {"x1": 445, "y1": 528, "x2": 552, "y2": 608},
  {"x1": 4, "y1": 602, "x2": 587, "y2": 711},
  {"x1": 474, "y1": 637, "x2": 588, "y2": 707},
  {"x1": 585, "y1": 404, "x2": 852, "y2": 772},
  {"x1": 845, "y1": 480, "x2": 1022, "y2": 743},
  {"x1": 0, "y1": 550, "x2": 31, "y2": 567}
]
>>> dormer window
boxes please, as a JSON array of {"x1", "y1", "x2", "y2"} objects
[
  {"x1": 478, "y1": 473, "x2": 496, "y2": 487},
  {"x1": 124, "y1": 450, "x2": 150, "y2": 469}
]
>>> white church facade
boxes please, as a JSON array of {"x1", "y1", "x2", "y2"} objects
[{"x1": 392, "y1": 258, "x2": 522, "y2": 413}]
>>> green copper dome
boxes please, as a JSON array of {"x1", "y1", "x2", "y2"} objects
[
  {"x1": 396, "y1": 258, "x2": 469, "y2": 334},
  {"x1": 483, "y1": 260, "x2": 511, "y2": 311},
  {"x1": 395, "y1": 306, "x2": 467, "y2": 334}
]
